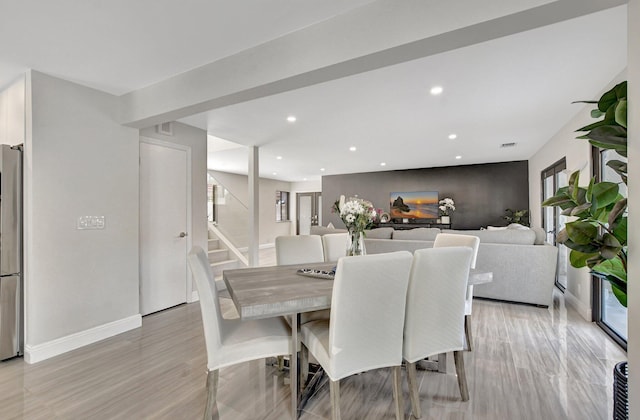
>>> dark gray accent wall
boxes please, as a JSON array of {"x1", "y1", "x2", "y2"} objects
[{"x1": 322, "y1": 161, "x2": 529, "y2": 230}]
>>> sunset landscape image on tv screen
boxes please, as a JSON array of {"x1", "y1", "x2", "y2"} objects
[{"x1": 389, "y1": 191, "x2": 438, "y2": 219}]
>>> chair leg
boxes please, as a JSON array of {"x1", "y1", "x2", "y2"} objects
[
  {"x1": 453, "y1": 351, "x2": 469, "y2": 401},
  {"x1": 204, "y1": 369, "x2": 219, "y2": 419},
  {"x1": 330, "y1": 379, "x2": 341, "y2": 420},
  {"x1": 464, "y1": 315, "x2": 473, "y2": 351},
  {"x1": 406, "y1": 362, "x2": 421, "y2": 418},
  {"x1": 392, "y1": 366, "x2": 405, "y2": 420}
]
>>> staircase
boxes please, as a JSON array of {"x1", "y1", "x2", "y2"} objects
[{"x1": 207, "y1": 229, "x2": 244, "y2": 292}]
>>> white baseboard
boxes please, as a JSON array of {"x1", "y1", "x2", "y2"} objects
[
  {"x1": 564, "y1": 290, "x2": 591, "y2": 320},
  {"x1": 24, "y1": 314, "x2": 142, "y2": 364}
]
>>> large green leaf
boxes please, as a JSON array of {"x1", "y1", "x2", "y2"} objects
[
  {"x1": 565, "y1": 221, "x2": 598, "y2": 245},
  {"x1": 597, "y1": 85, "x2": 619, "y2": 112},
  {"x1": 608, "y1": 198, "x2": 627, "y2": 227},
  {"x1": 571, "y1": 202, "x2": 592, "y2": 217},
  {"x1": 601, "y1": 233, "x2": 622, "y2": 259},
  {"x1": 591, "y1": 182, "x2": 619, "y2": 208},
  {"x1": 612, "y1": 217, "x2": 628, "y2": 245},
  {"x1": 542, "y1": 195, "x2": 573, "y2": 207},
  {"x1": 569, "y1": 250, "x2": 598, "y2": 268},
  {"x1": 615, "y1": 99, "x2": 627, "y2": 128},
  {"x1": 585, "y1": 177, "x2": 595, "y2": 202},
  {"x1": 606, "y1": 160, "x2": 627, "y2": 178},
  {"x1": 611, "y1": 284, "x2": 627, "y2": 307},
  {"x1": 586, "y1": 125, "x2": 627, "y2": 144},
  {"x1": 613, "y1": 81, "x2": 627, "y2": 100},
  {"x1": 576, "y1": 118, "x2": 609, "y2": 133},
  {"x1": 562, "y1": 238, "x2": 600, "y2": 254}
]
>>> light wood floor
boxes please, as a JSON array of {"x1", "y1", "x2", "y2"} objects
[{"x1": 1, "y1": 264, "x2": 626, "y2": 419}]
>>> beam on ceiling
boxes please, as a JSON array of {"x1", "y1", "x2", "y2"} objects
[{"x1": 119, "y1": 0, "x2": 626, "y2": 129}]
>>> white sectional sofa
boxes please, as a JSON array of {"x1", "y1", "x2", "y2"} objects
[{"x1": 312, "y1": 224, "x2": 558, "y2": 307}]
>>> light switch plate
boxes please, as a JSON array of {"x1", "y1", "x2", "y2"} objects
[{"x1": 77, "y1": 216, "x2": 105, "y2": 230}]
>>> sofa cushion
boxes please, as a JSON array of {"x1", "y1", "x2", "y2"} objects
[
  {"x1": 392, "y1": 228, "x2": 441, "y2": 241},
  {"x1": 448, "y1": 229, "x2": 536, "y2": 245},
  {"x1": 365, "y1": 227, "x2": 394, "y2": 239}
]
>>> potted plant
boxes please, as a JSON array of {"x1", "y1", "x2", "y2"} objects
[
  {"x1": 504, "y1": 209, "x2": 530, "y2": 227},
  {"x1": 541, "y1": 81, "x2": 627, "y2": 417},
  {"x1": 438, "y1": 197, "x2": 455, "y2": 224}
]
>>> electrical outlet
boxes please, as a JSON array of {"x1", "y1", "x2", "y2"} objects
[{"x1": 78, "y1": 216, "x2": 106, "y2": 230}]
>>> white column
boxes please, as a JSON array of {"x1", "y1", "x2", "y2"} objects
[
  {"x1": 627, "y1": 0, "x2": 639, "y2": 415},
  {"x1": 248, "y1": 146, "x2": 259, "y2": 267}
]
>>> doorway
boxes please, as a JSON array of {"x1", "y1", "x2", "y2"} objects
[
  {"x1": 297, "y1": 192, "x2": 321, "y2": 235},
  {"x1": 541, "y1": 158, "x2": 568, "y2": 290},
  {"x1": 140, "y1": 138, "x2": 191, "y2": 315}
]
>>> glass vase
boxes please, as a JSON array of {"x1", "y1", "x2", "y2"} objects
[{"x1": 346, "y1": 230, "x2": 366, "y2": 256}]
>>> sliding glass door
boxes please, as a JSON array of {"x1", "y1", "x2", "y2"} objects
[{"x1": 541, "y1": 158, "x2": 568, "y2": 291}]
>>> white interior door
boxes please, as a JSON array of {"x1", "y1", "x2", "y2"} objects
[{"x1": 140, "y1": 141, "x2": 189, "y2": 315}]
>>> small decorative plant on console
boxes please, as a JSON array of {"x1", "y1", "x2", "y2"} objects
[
  {"x1": 332, "y1": 195, "x2": 378, "y2": 256},
  {"x1": 438, "y1": 197, "x2": 455, "y2": 224},
  {"x1": 504, "y1": 209, "x2": 530, "y2": 227}
]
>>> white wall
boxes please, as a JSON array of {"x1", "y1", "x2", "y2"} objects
[
  {"x1": 209, "y1": 170, "x2": 292, "y2": 244},
  {"x1": 0, "y1": 75, "x2": 25, "y2": 146},
  {"x1": 139, "y1": 122, "x2": 208, "y2": 257},
  {"x1": 627, "y1": 0, "x2": 639, "y2": 414},
  {"x1": 24, "y1": 71, "x2": 140, "y2": 362},
  {"x1": 528, "y1": 73, "x2": 626, "y2": 319}
]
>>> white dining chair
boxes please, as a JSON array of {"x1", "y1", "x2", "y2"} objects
[
  {"x1": 403, "y1": 246, "x2": 473, "y2": 417},
  {"x1": 322, "y1": 232, "x2": 349, "y2": 262},
  {"x1": 187, "y1": 246, "x2": 292, "y2": 419},
  {"x1": 275, "y1": 234, "x2": 327, "y2": 371},
  {"x1": 275, "y1": 235, "x2": 325, "y2": 265},
  {"x1": 433, "y1": 233, "x2": 480, "y2": 351},
  {"x1": 300, "y1": 251, "x2": 413, "y2": 420}
]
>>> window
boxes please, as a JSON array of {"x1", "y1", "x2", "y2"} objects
[
  {"x1": 276, "y1": 191, "x2": 289, "y2": 222},
  {"x1": 592, "y1": 147, "x2": 627, "y2": 348}
]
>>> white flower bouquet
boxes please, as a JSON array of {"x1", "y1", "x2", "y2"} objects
[
  {"x1": 439, "y1": 197, "x2": 456, "y2": 216},
  {"x1": 332, "y1": 195, "x2": 378, "y2": 232}
]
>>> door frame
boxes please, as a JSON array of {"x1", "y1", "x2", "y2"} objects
[
  {"x1": 541, "y1": 157, "x2": 567, "y2": 291},
  {"x1": 296, "y1": 192, "x2": 321, "y2": 234},
  {"x1": 139, "y1": 136, "x2": 194, "y2": 308}
]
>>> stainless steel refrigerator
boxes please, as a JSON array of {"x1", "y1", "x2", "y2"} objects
[{"x1": 0, "y1": 145, "x2": 22, "y2": 360}]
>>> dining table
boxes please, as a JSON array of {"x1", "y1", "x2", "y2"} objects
[{"x1": 223, "y1": 261, "x2": 492, "y2": 419}]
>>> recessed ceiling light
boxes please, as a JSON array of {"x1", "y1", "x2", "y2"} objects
[
  {"x1": 303, "y1": 178, "x2": 308, "y2": 181},
  {"x1": 448, "y1": 134, "x2": 457, "y2": 140},
  {"x1": 272, "y1": 172, "x2": 277, "y2": 175},
  {"x1": 276, "y1": 156, "x2": 283, "y2": 160},
  {"x1": 320, "y1": 168, "x2": 325, "y2": 172},
  {"x1": 287, "y1": 115, "x2": 296, "y2": 123},
  {"x1": 455, "y1": 155, "x2": 462, "y2": 160},
  {"x1": 349, "y1": 146, "x2": 357, "y2": 152},
  {"x1": 430, "y1": 86, "x2": 443, "y2": 95},
  {"x1": 380, "y1": 162, "x2": 386, "y2": 166}
]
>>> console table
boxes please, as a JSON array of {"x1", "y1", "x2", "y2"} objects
[{"x1": 377, "y1": 222, "x2": 451, "y2": 230}]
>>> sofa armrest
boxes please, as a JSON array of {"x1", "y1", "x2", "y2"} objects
[{"x1": 473, "y1": 243, "x2": 558, "y2": 307}]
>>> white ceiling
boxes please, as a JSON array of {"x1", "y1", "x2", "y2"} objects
[{"x1": 0, "y1": 2, "x2": 627, "y2": 182}]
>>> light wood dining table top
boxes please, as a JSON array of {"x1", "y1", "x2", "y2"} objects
[
  {"x1": 223, "y1": 262, "x2": 336, "y2": 320},
  {"x1": 223, "y1": 262, "x2": 492, "y2": 320}
]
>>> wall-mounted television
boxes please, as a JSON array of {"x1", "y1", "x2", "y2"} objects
[{"x1": 389, "y1": 191, "x2": 439, "y2": 220}]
